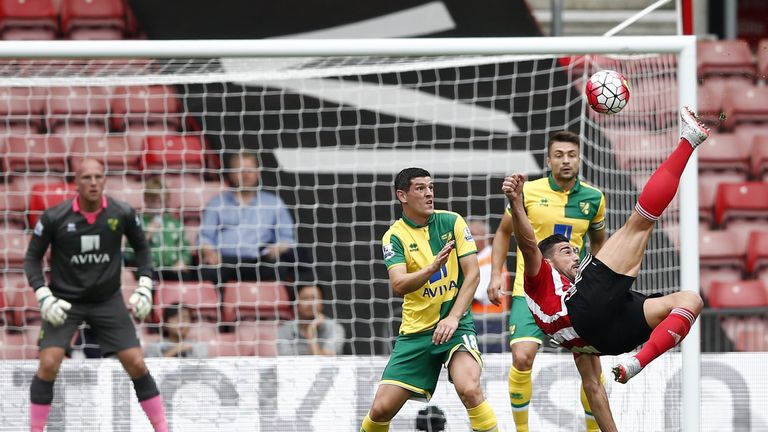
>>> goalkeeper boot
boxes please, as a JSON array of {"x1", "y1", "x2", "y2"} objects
[
  {"x1": 679, "y1": 106, "x2": 711, "y2": 149},
  {"x1": 612, "y1": 357, "x2": 642, "y2": 384}
]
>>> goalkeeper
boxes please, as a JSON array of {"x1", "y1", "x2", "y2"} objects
[{"x1": 24, "y1": 159, "x2": 168, "y2": 432}]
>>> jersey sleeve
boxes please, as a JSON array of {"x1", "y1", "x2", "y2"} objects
[
  {"x1": 453, "y1": 215, "x2": 477, "y2": 258},
  {"x1": 124, "y1": 206, "x2": 154, "y2": 279},
  {"x1": 590, "y1": 193, "x2": 607, "y2": 231},
  {"x1": 382, "y1": 232, "x2": 405, "y2": 269},
  {"x1": 523, "y1": 257, "x2": 551, "y2": 291},
  {"x1": 24, "y1": 213, "x2": 55, "y2": 290}
]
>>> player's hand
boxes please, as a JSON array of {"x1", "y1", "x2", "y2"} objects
[
  {"x1": 35, "y1": 287, "x2": 71, "y2": 327},
  {"x1": 431, "y1": 240, "x2": 455, "y2": 273},
  {"x1": 502, "y1": 174, "x2": 525, "y2": 201},
  {"x1": 432, "y1": 315, "x2": 459, "y2": 345},
  {"x1": 129, "y1": 277, "x2": 153, "y2": 321},
  {"x1": 486, "y1": 273, "x2": 506, "y2": 306}
]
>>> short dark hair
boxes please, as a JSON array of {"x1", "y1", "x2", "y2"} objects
[
  {"x1": 161, "y1": 303, "x2": 194, "y2": 338},
  {"x1": 538, "y1": 234, "x2": 571, "y2": 258},
  {"x1": 547, "y1": 131, "x2": 580, "y2": 155},
  {"x1": 394, "y1": 167, "x2": 431, "y2": 192},
  {"x1": 224, "y1": 151, "x2": 259, "y2": 170}
]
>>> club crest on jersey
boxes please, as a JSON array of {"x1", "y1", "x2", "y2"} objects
[
  {"x1": 108, "y1": 217, "x2": 119, "y2": 231},
  {"x1": 539, "y1": 198, "x2": 549, "y2": 207},
  {"x1": 382, "y1": 243, "x2": 395, "y2": 260},
  {"x1": 440, "y1": 231, "x2": 453, "y2": 243},
  {"x1": 579, "y1": 201, "x2": 591, "y2": 215},
  {"x1": 408, "y1": 243, "x2": 418, "y2": 252}
]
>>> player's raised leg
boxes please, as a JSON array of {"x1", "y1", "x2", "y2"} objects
[
  {"x1": 117, "y1": 348, "x2": 169, "y2": 432},
  {"x1": 360, "y1": 384, "x2": 412, "y2": 431},
  {"x1": 595, "y1": 106, "x2": 710, "y2": 277},
  {"x1": 449, "y1": 351, "x2": 499, "y2": 432}
]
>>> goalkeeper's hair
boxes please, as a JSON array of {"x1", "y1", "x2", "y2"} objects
[
  {"x1": 394, "y1": 167, "x2": 431, "y2": 192},
  {"x1": 538, "y1": 234, "x2": 571, "y2": 259},
  {"x1": 547, "y1": 131, "x2": 580, "y2": 155}
]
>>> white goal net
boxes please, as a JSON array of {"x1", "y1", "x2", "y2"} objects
[{"x1": 0, "y1": 38, "x2": 701, "y2": 431}]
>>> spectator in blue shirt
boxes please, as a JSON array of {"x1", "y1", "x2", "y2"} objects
[{"x1": 199, "y1": 152, "x2": 304, "y2": 285}]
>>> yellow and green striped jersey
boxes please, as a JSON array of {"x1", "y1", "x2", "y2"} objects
[
  {"x1": 506, "y1": 175, "x2": 606, "y2": 297},
  {"x1": 382, "y1": 210, "x2": 477, "y2": 334}
]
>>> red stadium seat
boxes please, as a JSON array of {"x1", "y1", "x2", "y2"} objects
[
  {"x1": 0, "y1": 329, "x2": 38, "y2": 359},
  {"x1": 721, "y1": 84, "x2": 768, "y2": 129},
  {"x1": 758, "y1": 39, "x2": 768, "y2": 80},
  {"x1": 4, "y1": 134, "x2": 67, "y2": 173},
  {"x1": 750, "y1": 135, "x2": 768, "y2": 181},
  {"x1": 699, "y1": 267, "x2": 742, "y2": 299},
  {"x1": 9, "y1": 285, "x2": 40, "y2": 326},
  {"x1": 0, "y1": 224, "x2": 28, "y2": 268},
  {"x1": 714, "y1": 182, "x2": 768, "y2": 228},
  {"x1": 221, "y1": 281, "x2": 292, "y2": 323},
  {"x1": 699, "y1": 229, "x2": 747, "y2": 270},
  {"x1": 45, "y1": 86, "x2": 111, "y2": 131},
  {"x1": 697, "y1": 40, "x2": 756, "y2": 80},
  {"x1": 60, "y1": 0, "x2": 125, "y2": 37},
  {"x1": 0, "y1": 87, "x2": 45, "y2": 128},
  {"x1": 747, "y1": 231, "x2": 768, "y2": 275},
  {"x1": 698, "y1": 174, "x2": 748, "y2": 226},
  {"x1": 70, "y1": 135, "x2": 143, "y2": 175},
  {"x1": 27, "y1": 182, "x2": 77, "y2": 226},
  {"x1": 708, "y1": 279, "x2": 768, "y2": 308},
  {"x1": 697, "y1": 81, "x2": 725, "y2": 127},
  {"x1": 165, "y1": 175, "x2": 224, "y2": 219},
  {"x1": 68, "y1": 27, "x2": 123, "y2": 40},
  {"x1": 606, "y1": 129, "x2": 677, "y2": 171},
  {"x1": 698, "y1": 132, "x2": 750, "y2": 176},
  {"x1": 0, "y1": 182, "x2": 28, "y2": 225},
  {"x1": 236, "y1": 321, "x2": 278, "y2": 356},
  {"x1": 734, "y1": 321, "x2": 768, "y2": 352},
  {"x1": 105, "y1": 176, "x2": 144, "y2": 210},
  {"x1": 141, "y1": 135, "x2": 205, "y2": 172},
  {"x1": 207, "y1": 333, "x2": 247, "y2": 357},
  {"x1": 111, "y1": 85, "x2": 181, "y2": 131},
  {"x1": 0, "y1": 0, "x2": 58, "y2": 40},
  {"x1": 154, "y1": 281, "x2": 219, "y2": 322}
]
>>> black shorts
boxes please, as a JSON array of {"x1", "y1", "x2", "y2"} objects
[
  {"x1": 39, "y1": 291, "x2": 140, "y2": 356},
  {"x1": 566, "y1": 255, "x2": 654, "y2": 355}
]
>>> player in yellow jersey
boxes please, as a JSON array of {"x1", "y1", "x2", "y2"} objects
[
  {"x1": 360, "y1": 167, "x2": 498, "y2": 432},
  {"x1": 487, "y1": 131, "x2": 607, "y2": 432}
]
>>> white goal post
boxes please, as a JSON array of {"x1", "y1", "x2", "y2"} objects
[{"x1": 0, "y1": 36, "x2": 699, "y2": 431}]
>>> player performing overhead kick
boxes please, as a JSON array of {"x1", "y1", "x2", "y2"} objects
[{"x1": 501, "y1": 107, "x2": 708, "y2": 432}]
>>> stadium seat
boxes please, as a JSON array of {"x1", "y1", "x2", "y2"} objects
[
  {"x1": 606, "y1": 129, "x2": 677, "y2": 171},
  {"x1": 141, "y1": 135, "x2": 205, "y2": 172},
  {"x1": 734, "y1": 321, "x2": 768, "y2": 351},
  {"x1": 700, "y1": 267, "x2": 742, "y2": 299},
  {"x1": 221, "y1": 281, "x2": 292, "y2": 323},
  {"x1": 698, "y1": 132, "x2": 750, "y2": 176},
  {"x1": 697, "y1": 81, "x2": 725, "y2": 127},
  {"x1": 747, "y1": 231, "x2": 768, "y2": 276},
  {"x1": 111, "y1": 85, "x2": 181, "y2": 131},
  {"x1": 4, "y1": 134, "x2": 67, "y2": 173},
  {"x1": 721, "y1": 84, "x2": 768, "y2": 129},
  {"x1": 45, "y1": 86, "x2": 111, "y2": 131},
  {"x1": 105, "y1": 176, "x2": 144, "y2": 210},
  {"x1": 734, "y1": 124, "x2": 768, "y2": 149},
  {"x1": 164, "y1": 175, "x2": 224, "y2": 219},
  {"x1": 154, "y1": 281, "x2": 219, "y2": 323},
  {"x1": 697, "y1": 40, "x2": 756, "y2": 80},
  {"x1": 0, "y1": 87, "x2": 45, "y2": 129},
  {"x1": 207, "y1": 333, "x2": 246, "y2": 357},
  {"x1": 699, "y1": 229, "x2": 747, "y2": 270},
  {"x1": 708, "y1": 279, "x2": 768, "y2": 308},
  {"x1": 750, "y1": 135, "x2": 768, "y2": 181},
  {"x1": 185, "y1": 320, "x2": 218, "y2": 342},
  {"x1": 9, "y1": 285, "x2": 40, "y2": 326},
  {"x1": 714, "y1": 182, "x2": 768, "y2": 228},
  {"x1": 698, "y1": 174, "x2": 747, "y2": 226},
  {"x1": 758, "y1": 39, "x2": 768, "y2": 80},
  {"x1": 0, "y1": 224, "x2": 28, "y2": 269},
  {"x1": 0, "y1": 0, "x2": 58, "y2": 40},
  {"x1": 236, "y1": 321, "x2": 278, "y2": 356},
  {"x1": 0, "y1": 182, "x2": 28, "y2": 226},
  {"x1": 0, "y1": 329, "x2": 38, "y2": 359},
  {"x1": 60, "y1": 0, "x2": 125, "y2": 38},
  {"x1": 69, "y1": 135, "x2": 143, "y2": 175},
  {"x1": 622, "y1": 76, "x2": 677, "y2": 128},
  {"x1": 27, "y1": 182, "x2": 77, "y2": 226}
]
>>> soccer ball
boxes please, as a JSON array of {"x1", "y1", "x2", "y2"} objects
[{"x1": 585, "y1": 70, "x2": 631, "y2": 114}]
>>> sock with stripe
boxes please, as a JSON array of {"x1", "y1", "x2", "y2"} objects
[
  {"x1": 360, "y1": 414, "x2": 390, "y2": 432},
  {"x1": 635, "y1": 307, "x2": 695, "y2": 368},
  {"x1": 467, "y1": 400, "x2": 498, "y2": 431},
  {"x1": 580, "y1": 372, "x2": 605, "y2": 432},
  {"x1": 508, "y1": 366, "x2": 532, "y2": 432},
  {"x1": 635, "y1": 138, "x2": 694, "y2": 221}
]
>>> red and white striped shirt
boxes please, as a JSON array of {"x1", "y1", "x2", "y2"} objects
[{"x1": 524, "y1": 258, "x2": 599, "y2": 354}]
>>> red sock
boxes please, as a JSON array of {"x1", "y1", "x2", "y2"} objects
[
  {"x1": 30, "y1": 403, "x2": 51, "y2": 432},
  {"x1": 635, "y1": 307, "x2": 695, "y2": 368},
  {"x1": 635, "y1": 138, "x2": 695, "y2": 221},
  {"x1": 139, "y1": 395, "x2": 169, "y2": 432}
]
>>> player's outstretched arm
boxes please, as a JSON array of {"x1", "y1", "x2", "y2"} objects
[
  {"x1": 487, "y1": 211, "x2": 514, "y2": 306},
  {"x1": 574, "y1": 354, "x2": 618, "y2": 432},
  {"x1": 502, "y1": 174, "x2": 542, "y2": 277},
  {"x1": 387, "y1": 240, "x2": 455, "y2": 296}
]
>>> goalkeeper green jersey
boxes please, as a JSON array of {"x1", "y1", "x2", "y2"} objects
[{"x1": 382, "y1": 210, "x2": 477, "y2": 334}]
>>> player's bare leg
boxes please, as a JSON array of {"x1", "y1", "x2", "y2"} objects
[
  {"x1": 508, "y1": 341, "x2": 538, "y2": 431},
  {"x1": 574, "y1": 354, "x2": 617, "y2": 432},
  {"x1": 448, "y1": 351, "x2": 498, "y2": 431},
  {"x1": 30, "y1": 347, "x2": 67, "y2": 432},
  {"x1": 360, "y1": 384, "x2": 412, "y2": 431},
  {"x1": 117, "y1": 347, "x2": 169, "y2": 432}
]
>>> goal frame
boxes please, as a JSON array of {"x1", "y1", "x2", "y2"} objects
[{"x1": 0, "y1": 35, "x2": 700, "y2": 431}]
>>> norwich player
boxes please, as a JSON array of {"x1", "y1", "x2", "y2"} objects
[
  {"x1": 360, "y1": 167, "x2": 498, "y2": 432},
  {"x1": 486, "y1": 131, "x2": 607, "y2": 432}
]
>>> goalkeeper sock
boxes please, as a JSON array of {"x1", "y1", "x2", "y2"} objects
[
  {"x1": 360, "y1": 414, "x2": 390, "y2": 432},
  {"x1": 30, "y1": 375, "x2": 54, "y2": 432},
  {"x1": 581, "y1": 372, "x2": 605, "y2": 432},
  {"x1": 635, "y1": 307, "x2": 695, "y2": 368},
  {"x1": 508, "y1": 366, "x2": 532, "y2": 432},
  {"x1": 635, "y1": 138, "x2": 694, "y2": 221},
  {"x1": 467, "y1": 400, "x2": 498, "y2": 431},
  {"x1": 133, "y1": 373, "x2": 168, "y2": 432}
]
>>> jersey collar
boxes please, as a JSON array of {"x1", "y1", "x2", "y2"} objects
[
  {"x1": 72, "y1": 195, "x2": 108, "y2": 215},
  {"x1": 402, "y1": 212, "x2": 434, "y2": 228},
  {"x1": 548, "y1": 173, "x2": 581, "y2": 194}
]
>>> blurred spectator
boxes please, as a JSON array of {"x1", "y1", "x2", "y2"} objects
[
  {"x1": 199, "y1": 152, "x2": 308, "y2": 285},
  {"x1": 469, "y1": 218, "x2": 508, "y2": 353},
  {"x1": 125, "y1": 177, "x2": 195, "y2": 281},
  {"x1": 144, "y1": 304, "x2": 208, "y2": 358},
  {"x1": 277, "y1": 285, "x2": 345, "y2": 355}
]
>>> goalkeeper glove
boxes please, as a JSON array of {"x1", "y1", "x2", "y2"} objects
[
  {"x1": 35, "y1": 287, "x2": 72, "y2": 327},
  {"x1": 129, "y1": 276, "x2": 153, "y2": 321}
]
